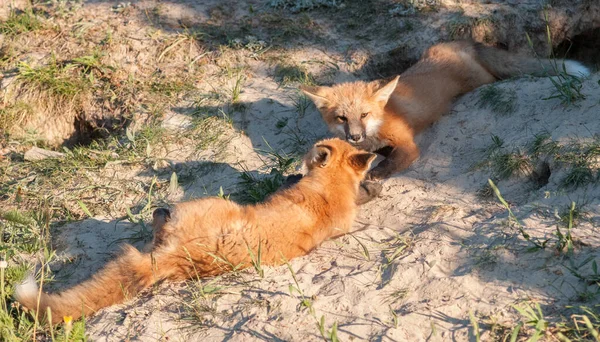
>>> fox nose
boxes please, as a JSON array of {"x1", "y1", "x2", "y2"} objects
[{"x1": 347, "y1": 133, "x2": 364, "y2": 143}]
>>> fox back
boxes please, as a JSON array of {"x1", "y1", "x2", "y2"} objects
[{"x1": 15, "y1": 138, "x2": 376, "y2": 323}]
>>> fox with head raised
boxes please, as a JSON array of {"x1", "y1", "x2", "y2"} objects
[{"x1": 302, "y1": 41, "x2": 590, "y2": 180}]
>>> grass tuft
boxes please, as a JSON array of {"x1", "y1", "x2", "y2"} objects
[
  {"x1": 274, "y1": 63, "x2": 315, "y2": 87},
  {"x1": 491, "y1": 150, "x2": 532, "y2": 179},
  {"x1": 0, "y1": 8, "x2": 43, "y2": 35},
  {"x1": 478, "y1": 85, "x2": 517, "y2": 115}
]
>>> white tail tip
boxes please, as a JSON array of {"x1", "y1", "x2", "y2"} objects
[
  {"x1": 15, "y1": 273, "x2": 38, "y2": 300},
  {"x1": 563, "y1": 60, "x2": 591, "y2": 78}
]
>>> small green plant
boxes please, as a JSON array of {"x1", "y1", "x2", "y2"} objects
[
  {"x1": 554, "y1": 202, "x2": 575, "y2": 255},
  {"x1": 383, "y1": 287, "x2": 409, "y2": 305},
  {"x1": 274, "y1": 63, "x2": 315, "y2": 86},
  {"x1": 478, "y1": 85, "x2": 517, "y2": 115},
  {"x1": 483, "y1": 135, "x2": 505, "y2": 157},
  {"x1": 389, "y1": 306, "x2": 399, "y2": 328},
  {"x1": 529, "y1": 132, "x2": 560, "y2": 157},
  {"x1": 231, "y1": 73, "x2": 245, "y2": 104},
  {"x1": 513, "y1": 302, "x2": 548, "y2": 341},
  {"x1": 237, "y1": 169, "x2": 286, "y2": 203},
  {"x1": 217, "y1": 186, "x2": 230, "y2": 200},
  {"x1": 0, "y1": 8, "x2": 43, "y2": 35},
  {"x1": 469, "y1": 311, "x2": 482, "y2": 342},
  {"x1": 488, "y1": 179, "x2": 547, "y2": 251},
  {"x1": 526, "y1": 14, "x2": 586, "y2": 106},
  {"x1": 562, "y1": 165, "x2": 595, "y2": 189},
  {"x1": 294, "y1": 94, "x2": 311, "y2": 118},
  {"x1": 378, "y1": 232, "x2": 413, "y2": 288},
  {"x1": 18, "y1": 59, "x2": 87, "y2": 99},
  {"x1": 491, "y1": 150, "x2": 532, "y2": 179},
  {"x1": 318, "y1": 315, "x2": 339, "y2": 342},
  {"x1": 558, "y1": 307, "x2": 600, "y2": 341},
  {"x1": 236, "y1": 141, "x2": 297, "y2": 203},
  {"x1": 180, "y1": 277, "x2": 224, "y2": 326},
  {"x1": 246, "y1": 240, "x2": 264, "y2": 278},
  {"x1": 544, "y1": 67, "x2": 585, "y2": 106},
  {"x1": 284, "y1": 258, "x2": 314, "y2": 314}
]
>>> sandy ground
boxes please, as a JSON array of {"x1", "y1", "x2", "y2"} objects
[
  {"x1": 56, "y1": 68, "x2": 600, "y2": 342},
  {"x1": 3, "y1": 0, "x2": 600, "y2": 341}
]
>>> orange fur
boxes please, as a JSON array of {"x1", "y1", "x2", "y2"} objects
[
  {"x1": 302, "y1": 41, "x2": 590, "y2": 180},
  {"x1": 15, "y1": 139, "x2": 376, "y2": 324}
]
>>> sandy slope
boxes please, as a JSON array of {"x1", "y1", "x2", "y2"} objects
[
  {"x1": 6, "y1": 0, "x2": 598, "y2": 341},
  {"x1": 46, "y1": 71, "x2": 599, "y2": 341}
]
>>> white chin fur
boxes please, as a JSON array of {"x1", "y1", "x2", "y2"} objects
[
  {"x1": 15, "y1": 273, "x2": 38, "y2": 299},
  {"x1": 365, "y1": 118, "x2": 383, "y2": 136},
  {"x1": 563, "y1": 60, "x2": 591, "y2": 77}
]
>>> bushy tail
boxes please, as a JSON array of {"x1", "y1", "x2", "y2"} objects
[
  {"x1": 474, "y1": 43, "x2": 591, "y2": 79},
  {"x1": 15, "y1": 245, "x2": 170, "y2": 324}
]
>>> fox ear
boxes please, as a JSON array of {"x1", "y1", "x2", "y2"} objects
[
  {"x1": 305, "y1": 144, "x2": 333, "y2": 169},
  {"x1": 300, "y1": 85, "x2": 330, "y2": 110},
  {"x1": 373, "y1": 76, "x2": 399, "y2": 103},
  {"x1": 349, "y1": 152, "x2": 377, "y2": 170}
]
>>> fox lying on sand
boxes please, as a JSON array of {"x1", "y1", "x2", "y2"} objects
[
  {"x1": 302, "y1": 41, "x2": 590, "y2": 180},
  {"x1": 15, "y1": 138, "x2": 376, "y2": 323}
]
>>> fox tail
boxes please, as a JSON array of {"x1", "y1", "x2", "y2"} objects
[
  {"x1": 15, "y1": 245, "x2": 170, "y2": 324},
  {"x1": 473, "y1": 43, "x2": 590, "y2": 79}
]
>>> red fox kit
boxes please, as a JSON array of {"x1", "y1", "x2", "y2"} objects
[
  {"x1": 302, "y1": 41, "x2": 590, "y2": 180},
  {"x1": 15, "y1": 138, "x2": 376, "y2": 323}
]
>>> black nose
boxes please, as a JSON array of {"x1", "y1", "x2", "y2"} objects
[{"x1": 349, "y1": 134, "x2": 362, "y2": 141}]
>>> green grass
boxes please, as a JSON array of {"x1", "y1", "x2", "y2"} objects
[
  {"x1": 491, "y1": 150, "x2": 532, "y2": 179},
  {"x1": 0, "y1": 207, "x2": 76, "y2": 341},
  {"x1": 293, "y1": 94, "x2": 311, "y2": 118},
  {"x1": 236, "y1": 169, "x2": 287, "y2": 204},
  {"x1": 0, "y1": 8, "x2": 43, "y2": 35},
  {"x1": 274, "y1": 63, "x2": 315, "y2": 87},
  {"x1": 17, "y1": 59, "x2": 88, "y2": 99},
  {"x1": 187, "y1": 114, "x2": 232, "y2": 151},
  {"x1": 526, "y1": 15, "x2": 586, "y2": 106},
  {"x1": 543, "y1": 65, "x2": 586, "y2": 106},
  {"x1": 488, "y1": 179, "x2": 547, "y2": 251},
  {"x1": 150, "y1": 78, "x2": 195, "y2": 98},
  {"x1": 478, "y1": 133, "x2": 599, "y2": 188},
  {"x1": 230, "y1": 73, "x2": 245, "y2": 109},
  {"x1": 1, "y1": 210, "x2": 48, "y2": 256},
  {"x1": 478, "y1": 85, "x2": 517, "y2": 115},
  {"x1": 235, "y1": 141, "x2": 298, "y2": 203},
  {"x1": 563, "y1": 165, "x2": 595, "y2": 189},
  {"x1": 529, "y1": 132, "x2": 560, "y2": 157}
]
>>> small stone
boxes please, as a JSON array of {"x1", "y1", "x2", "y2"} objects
[{"x1": 24, "y1": 147, "x2": 65, "y2": 161}]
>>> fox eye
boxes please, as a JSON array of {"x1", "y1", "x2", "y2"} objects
[
  {"x1": 336, "y1": 116, "x2": 347, "y2": 123},
  {"x1": 361, "y1": 112, "x2": 370, "y2": 119}
]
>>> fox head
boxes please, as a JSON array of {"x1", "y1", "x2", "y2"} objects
[
  {"x1": 301, "y1": 76, "x2": 399, "y2": 144},
  {"x1": 304, "y1": 138, "x2": 376, "y2": 179}
]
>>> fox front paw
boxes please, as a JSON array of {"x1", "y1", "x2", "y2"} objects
[
  {"x1": 367, "y1": 165, "x2": 393, "y2": 181},
  {"x1": 356, "y1": 180, "x2": 383, "y2": 205}
]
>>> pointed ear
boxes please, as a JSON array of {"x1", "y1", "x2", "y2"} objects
[
  {"x1": 300, "y1": 85, "x2": 331, "y2": 110},
  {"x1": 373, "y1": 76, "x2": 399, "y2": 103},
  {"x1": 349, "y1": 152, "x2": 377, "y2": 171},
  {"x1": 305, "y1": 144, "x2": 333, "y2": 169}
]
